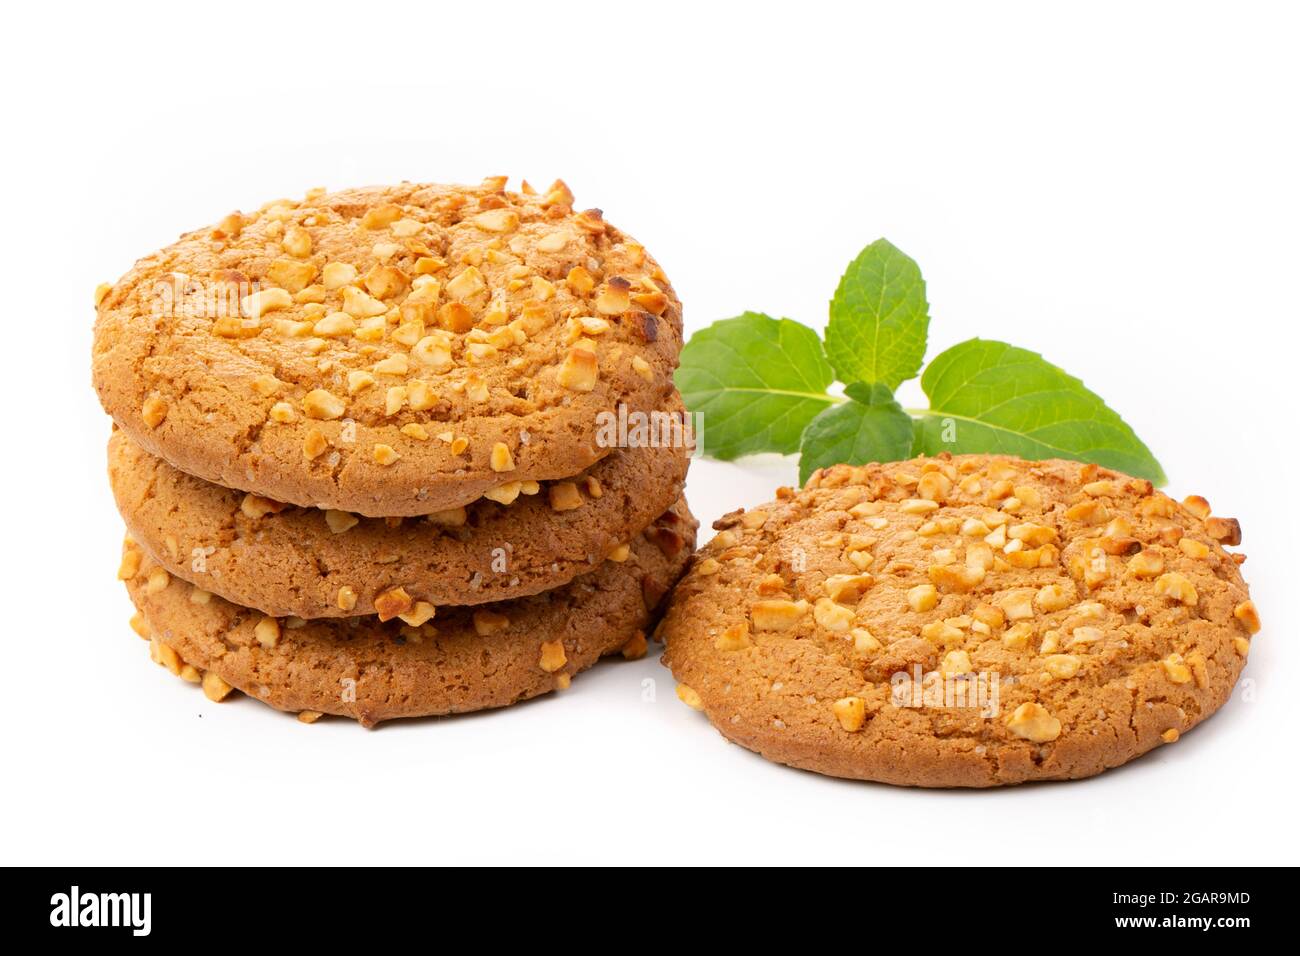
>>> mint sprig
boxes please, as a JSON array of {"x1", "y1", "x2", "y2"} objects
[
  {"x1": 675, "y1": 312, "x2": 836, "y2": 459},
  {"x1": 676, "y1": 241, "x2": 1165, "y2": 484}
]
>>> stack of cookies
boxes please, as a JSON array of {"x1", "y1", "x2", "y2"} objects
[{"x1": 93, "y1": 178, "x2": 696, "y2": 726}]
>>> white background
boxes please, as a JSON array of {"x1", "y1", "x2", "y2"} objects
[{"x1": 3, "y1": 0, "x2": 1296, "y2": 865}]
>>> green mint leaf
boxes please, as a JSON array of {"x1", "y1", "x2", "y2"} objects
[
  {"x1": 798, "y1": 382, "x2": 915, "y2": 484},
  {"x1": 824, "y1": 239, "x2": 930, "y2": 390},
  {"x1": 913, "y1": 338, "x2": 1166, "y2": 484},
  {"x1": 676, "y1": 312, "x2": 836, "y2": 459}
]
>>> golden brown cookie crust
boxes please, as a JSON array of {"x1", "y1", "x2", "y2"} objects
[
  {"x1": 123, "y1": 499, "x2": 696, "y2": 726},
  {"x1": 109, "y1": 424, "x2": 689, "y2": 618},
  {"x1": 659, "y1": 456, "x2": 1258, "y2": 787},
  {"x1": 93, "y1": 179, "x2": 682, "y2": 517}
]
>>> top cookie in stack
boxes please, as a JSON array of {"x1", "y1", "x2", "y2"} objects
[
  {"x1": 93, "y1": 177, "x2": 696, "y2": 724},
  {"x1": 93, "y1": 177, "x2": 682, "y2": 517}
]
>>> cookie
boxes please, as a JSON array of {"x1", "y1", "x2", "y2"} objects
[
  {"x1": 93, "y1": 178, "x2": 683, "y2": 517},
  {"x1": 108, "y1": 420, "x2": 689, "y2": 618},
  {"x1": 122, "y1": 499, "x2": 696, "y2": 726},
  {"x1": 660, "y1": 456, "x2": 1259, "y2": 787}
]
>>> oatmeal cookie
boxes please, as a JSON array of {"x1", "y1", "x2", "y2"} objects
[
  {"x1": 93, "y1": 178, "x2": 681, "y2": 516},
  {"x1": 659, "y1": 456, "x2": 1257, "y2": 786},
  {"x1": 121, "y1": 500, "x2": 696, "y2": 726}
]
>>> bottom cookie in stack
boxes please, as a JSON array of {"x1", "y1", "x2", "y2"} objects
[{"x1": 121, "y1": 500, "x2": 696, "y2": 726}]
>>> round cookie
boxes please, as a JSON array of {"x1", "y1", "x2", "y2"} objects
[
  {"x1": 122, "y1": 499, "x2": 696, "y2": 726},
  {"x1": 93, "y1": 177, "x2": 683, "y2": 517},
  {"x1": 660, "y1": 456, "x2": 1259, "y2": 787},
  {"x1": 108, "y1": 421, "x2": 690, "y2": 619}
]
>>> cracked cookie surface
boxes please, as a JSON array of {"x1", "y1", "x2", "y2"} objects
[
  {"x1": 93, "y1": 178, "x2": 682, "y2": 516},
  {"x1": 108, "y1": 418, "x2": 689, "y2": 618},
  {"x1": 659, "y1": 455, "x2": 1258, "y2": 787},
  {"x1": 123, "y1": 499, "x2": 696, "y2": 726}
]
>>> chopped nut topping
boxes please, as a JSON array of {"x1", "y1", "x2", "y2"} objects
[
  {"x1": 202, "y1": 671, "x2": 233, "y2": 702},
  {"x1": 1179, "y1": 538, "x2": 1210, "y2": 559},
  {"x1": 813, "y1": 598, "x2": 856, "y2": 632},
  {"x1": 303, "y1": 428, "x2": 329, "y2": 459},
  {"x1": 373, "y1": 444, "x2": 401, "y2": 466},
  {"x1": 241, "y1": 288, "x2": 292, "y2": 319},
  {"x1": 398, "y1": 601, "x2": 436, "y2": 627},
  {"x1": 117, "y1": 549, "x2": 142, "y2": 580},
  {"x1": 374, "y1": 587, "x2": 414, "y2": 622},
  {"x1": 145, "y1": 567, "x2": 170, "y2": 594},
  {"x1": 824, "y1": 573, "x2": 873, "y2": 604},
  {"x1": 832, "y1": 697, "x2": 867, "y2": 732},
  {"x1": 1161, "y1": 652, "x2": 1193, "y2": 683},
  {"x1": 1233, "y1": 600, "x2": 1261, "y2": 634},
  {"x1": 141, "y1": 394, "x2": 169, "y2": 429},
  {"x1": 1205, "y1": 516, "x2": 1242, "y2": 546},
  {"x1": 325, "y1": 510, "x2": 359, "y2": 534},
  {"x1": 1161, "y1": 728, "x2": 1180, "y2": 744},
  {"x1": 1006, "y1": 702, "x2": 1062, "y2": 742},
  {"x1": 1043, "y1": 654, "x2": 1081, "y2": 679},
  {"x1": 900, "y1": 498, "x2": 941, "y2": 515},
  {"x1": 907, "y1": 584, "x2": 939, "y2": 613},
  {"x1": 535, "y1": 639, "x2": 566, "y2": 676},
  {"x1": 254, "y1": 616, "x2": 280, "y2": 648},
  {"x1": 241, "y1": 493, "x2": 286, "y2": 519},
  {"x1": 1153, "y1": 572, "x2": 1198, "y2": 605},
  {"x1": 995, "y1": 588, "x2": 1036, "y2": 621},
  {"x1": 322, "y1": 261, "x2": 358, "y2": 289},
  {"x1": 556, "y1": 346, "x2": 599, "y2": 391},
  {"x1": 1034, "y1": 583, "x2": 1075, "y2": 613},
  {"x1": 548, "y1": 480, "x2": 583, "y2": 512},
  {"x1": 489, "y1": 441, "x2": 516, "y2": 473},
  {"x1": 302, "y1": 388, "x2": 346, "y2": 420},
  {"x1": 336, "y1": 586, "x2": 358, "y2": 612},
  {"x1": 676, "y1": 683, "x2": 704, "y2": 711},
  {"x1": 714, "y1": 622, "x2": 753, "y2": 651},
  {"x1": 1126, "y1": 549, "x2": 1164, "y2": 579},
  {"x1": 751, "y1": 599, "x2": 809, "y2": 631},
  {"x1": 621, "y1": 631, "x2": 648, "y2": 660},
  {"x1": 473, "y1": 209, "x2": 520, "y2": 233}
]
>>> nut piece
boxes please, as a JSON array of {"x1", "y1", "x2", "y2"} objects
[
  {"x1": 824, "y1": 573, "x2": 873, "y2": 604},
  {"x1": 374, "y1": 586, "x2": 414, "y2": 622},
  {"x1": 1153, "y1": 572, "x2": 1198, "y2": 606},
  {"x1": 940, "y1": 650, "x2": 973, "y2": 676},
  {"x1": 141, "y1": 394, "x2": 169, "y2": 429},
  {"x1": 373, "y1": 443, "x2": 401, "y2": 466},
  {"x1": 1233, "y1": 600, "x2": 1261, "y2": 634},
  {"x1": 1006, "y1": 702, "x2": 1062, "y2": 743},
  {"x1": 202, "y1": 672, "x2": 234, "y2": 702},
  {"x1": 302, "y1": 388, "x2": 346, "y2": 420},
  {"x1": 714, "y1": 622, "x2": 753, "y2": 651},
  {"x1": 751, "y1": 599, "x2": 809, "y2": 631},
  {"x1": 556, "y1": 346, "x2": 599, "y2": 391},
  {"x1": 676, "y1": 683, "x2": 704, "y2": 711},
  {"x1": 832, "y1": 697, "x2": 867, "y2": 732},
  {"x1": 1161, "y1": 653, "x2": 1193, "y2": 684},
  {"x1": 907, "y1": 584, "x2": 939, "y2": 613},
  {"x1": 537, "y1": 639, "x2": 568, "y2": 673},
  {"x1": 1043, "y1": 654, "x2": 1081, "y2": 679},
  {"x1": 1034, "y1": 583, "x2": 1075, "y2": 613},
  {"x1": 1161, "y1": 728, "x2": 1181, "y2": 744},
  {"x1": 1126, "y1": 550, "x2": 1164, "y2": 579},
  {"x1": 324, "y1": 510, "x2": 359, "y2": 534},
  {"x1": 473, "y1": 609, "x2": 509, "y2": 636},
  {"x1": 548, "y1": 481, "x2": 583, "y2": 512},
  {"x1": 995, "y1": 588, "x2": 1036, "y2": 621},
  {"x1": 813, "y1": 598, "x2": 855, "y2": 632},
  {"x1": 1205, "y1": 516, "x2": 1242, "y2": 546},
  {"x1": 254, "y1": 616, "x2": 281, "y2": 649},
  {"x1": 490, "y1": 442, "x2": 515, "y2": 472},
  {"x1": 117, "y1": 549, "x2": 142, "y2": 581},
  {"x1": 303, "y1": 428, "x2": 329, "y2": 459},
  {"x1": 336, "y1": 586, "x2": 358, "y2": 612}
]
